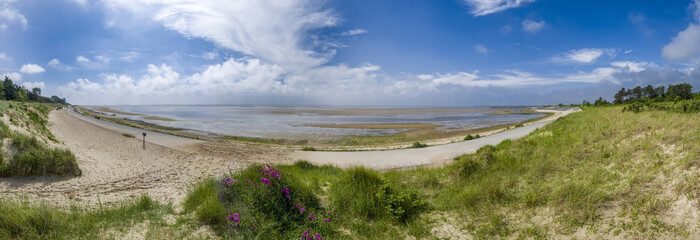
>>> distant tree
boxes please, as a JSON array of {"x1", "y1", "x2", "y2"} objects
[
  {"x1": 15, "y1": 88, "x2": 27, "y2": 102},
  {"x1": 0, "y1": 80, "x2": 4, "y2": 100},
  {"x1": 655, "y1": 85, "x2": 665, "y2": 99},
  {"x1": 614, "y1": 88, "x2": 626, "y2": 104},
  {"x1": 632, "y1": 86, "x2": 643, "y2": 100},
  {"x1": 32, "y1": 87, "x2": 41, "y2": 97},
  {"x1": 644, "y1": 85, "x2": 656, "y2": 98},
  {"x1": 667, "y1": 83, "x2": 693, "y2": 100},
  {"x1": 594, "y1": 97, "x2": 609, "y2": 106},
  {"x1": 3, "y1": 76, "x2": 15, "y2": 100}
]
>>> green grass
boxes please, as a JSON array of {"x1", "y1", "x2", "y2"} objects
[
  {"x1": 3, "y1": 106, "x2": 699, "y2": 239},
  {"x1": 0, "y1": 121, "x2": 80, "y2": 177},
  {"x1": 122, "y1": 133, "x2": 135, "y2": 138}
]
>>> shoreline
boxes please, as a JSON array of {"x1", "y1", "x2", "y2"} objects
[{"x1": 78, "y1": 106, "x2": 558, "y2": 151}]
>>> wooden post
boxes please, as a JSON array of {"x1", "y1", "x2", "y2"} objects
[{"x1": 142, "y1": 132, "x2": 146, "y2": 150}]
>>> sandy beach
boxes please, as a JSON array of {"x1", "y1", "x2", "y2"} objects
[
  {"x1": 0, "y1": 107, "x2": 574, "y2": 205},
  {"x1": 0, "y1": 109, "x2": 291, "y2": 205}
]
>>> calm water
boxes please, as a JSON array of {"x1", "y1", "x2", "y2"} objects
[{"x1": 90, "y1": 105, "x2": 545, "y2": 139}]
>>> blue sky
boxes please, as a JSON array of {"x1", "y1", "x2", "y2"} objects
[{"x1": 1, "y1": 0, "x2": 700, "y2": 106}]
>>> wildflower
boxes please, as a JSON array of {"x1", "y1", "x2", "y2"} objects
[
  {"x1": 261, "y1": 178, "x2": 270, "y2": 185},
  {"x1": 300, "y1": 207, "x2": 305, "y2": 213},
  {"x1": 308, "y1": 216, "x2": 316, "y2": 221},
  {"x1": 254, "y1": 183, "x2": 258, "y2": 187},
  {"x1": 336, "y1": 217, "x2": 340, "y2": 221},
  {"x1": 315, "y1": 233, "x2": 322, "y2": 240},
  {"x1": 228, "y1": 215, "x2": 234, "y2": 220},
  {"x1": 327, "y1": 211, "x2": 333, "y2": 215},
  {"x1": 244, "y1": 179, "x2": 249, "y2": 183},
  {"x1": 282, "y1": 187, "x2": 290, "y2": 199},
  {"x1": 295, "y1": 203, "x2": 300, "y2": 208},
  {"x1": 322, "y1": 218, "x2": 330, "y2": 222},
  {"x1": 234, "y1": 213, "x2": 239, "y2": 218},
  {"x1": 233, "y1": 217, "x2": 240, "y2": 223},
  {"x1": 301, "y1": 230, "x2": 309, "y2": 239}
]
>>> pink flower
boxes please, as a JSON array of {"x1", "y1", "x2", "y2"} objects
[
  {"x1": 261, "y1": 178, "x2": 270, "y2": 185},
  {"x1": 234, "y1": 213, "x2": 239, "y2": 218},
  {"x1": 295, "y1": 203, "x2": 301, "y2": 208},
  {"x1": 300, "y1": 207, "x2": 305, "y2": 213},
  {"x1": 322, "y1": 218, "x2": 330, "y2": 222},
  {"x1": 233, "y1": 217, "x2": 239, "y2": 223},
  {"x1": 315, "y1": 233, "x2": 322, "y2": 240}
]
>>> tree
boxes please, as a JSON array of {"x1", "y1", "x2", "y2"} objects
[
  {"x1": 667, "y1": 83, "x2": 693, "y2": 100},
  {"x1": 15, "y1": 88, "x2": 27, "y2": 102},
  {"x1": 614, "y1": 88, "x2": 627, "y2": 104},
  {"x1": 644, "y1": 85, "x2": 656, "y2": 98},
  {"x1": 632, "y1": 86, "x2": 643, "y2": 100},
  {"x1": 32, "y1": 87, "x2": 41, "y2": 97},
  {"x1": 655, "y1": 85, "x2": 665, "y2": 99},
  {"x1": 594, "y1": 97, "x2": 609, "y2": 106},
  {"x1": 3, "y1": 76, "x2": 15, "y2": 100}
]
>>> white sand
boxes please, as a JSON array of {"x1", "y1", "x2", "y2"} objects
[{"x1": 0, "y1": 109, "x2": 290, "y2": 205}]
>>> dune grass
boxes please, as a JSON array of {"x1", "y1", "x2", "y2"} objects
[{"x1": 0, "y1": 121, "x2": 80, "y2": 177}]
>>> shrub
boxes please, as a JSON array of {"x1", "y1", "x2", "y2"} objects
[
  {"x1": 464, "y1": 134, "x2": 481, "y2": 141},
  {"x1": 301, "y1": 146, "x2": 317, "y2": 151},
  {"x1": 375, "y1": 183, "x2": 427, "y2": 222},
  {"x1": 0, "y1": 129, "x2": 80, "y2": 177},
  {"x1": 122, "y1": 133, "x2": 135, "y2": 138},
  {"x1": 411, "y1": 142, "x2": 428, "y2": 148}
]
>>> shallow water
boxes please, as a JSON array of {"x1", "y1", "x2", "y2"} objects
[{"x1": 90, "y1": 105, "x2": 545, "y2": 139}]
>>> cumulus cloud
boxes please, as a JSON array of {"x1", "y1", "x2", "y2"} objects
[
  {"x1": 0, "y1": 52, "x2": 8, "y2": 60},
  {"x1": 19, "y1": 64, "x2": 45, "y2": 74},
  {"x1": 76, "y1": 55, "x2": 90, "y2": 64},
  {"x1": 0, "y1": 0, "x2": 27, "y2": 30},
  {"x1": 341, "y1": 28, "x2": 368, "y2": 36},
  {"x1": 662, "y1": 0, "x2": 700, "y2": 61},
  {"x1": 474, "y1": 44, "x2": 488, "y2": 54},
  {"x1": 610, "y1": 61, "x2": 649, "y2": 73},
  {"x1": 48, "y1": 58, "x2": 72, "y2": 71},
  {"x1": 22, "y1": 81, "x2": 45, "y2": 89},
  {"x1": 522, "y1": 19, "x2": 546, "y2": 34},
  {"x1": 462, "y1": 0, "x2": 535, "y2": 17}
]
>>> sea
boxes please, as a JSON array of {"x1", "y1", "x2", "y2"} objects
[{"x1": 89, "y1": 105, "x2": 546, "y2": 140}]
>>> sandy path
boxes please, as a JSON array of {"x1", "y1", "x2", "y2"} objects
[
  {"x1": 291, "y1": 108, "x2": 579, "y2": 170},
  {"x1": 0, "y1": 109, "x2": 289, "y2": 205}
]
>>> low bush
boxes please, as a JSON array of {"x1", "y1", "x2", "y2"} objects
[
  {"x1": 0, "y1": 123, "x2": 80, "y2": 177},
  {"x1": 411, "y1": 142, "x2": 428, "y2": 148},
  {"x1": 301, "y1": 146, "x2": 317, "y2": 151},
  {"x1": 464, "y1": 134, "x2": 481, "y2": 141}
]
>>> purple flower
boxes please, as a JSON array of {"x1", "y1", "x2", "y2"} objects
[
  {"x1": 327, "y1": 211, "x2": 333, "y2": 215},
  {"x1": 322, "y1": 218, "x2": 330, "y2": 222},
  {"x1": 254, "y1": 183, "x2": 258, "y2": 187},
  {"x1": 233, "y1": 217, "x2": 240, "y2": 223},
  {"x1": 282, "y1": 187, "x2": 290, "y2": 199},
  {"x1": 261, "y1": 178, "x2": 270, "y2": 185},
  {"x1": 315, "y1": 233, "x2": 322, "y2": 240},
  {"x1": 244, "y1": 179, "x2": 249, "y2": 183},
  {"x1": 308, "y1": 216, "x2": 316, "y2": 221},
  {"x1": 295, "y1": 203, "x2": 300, "y2": 208},
  {"x1": 300, "y1": 207, "x2": 305, "y2": 213},
  {"x1": 234, "y1": 213, "x2": 239, "y2": 218},
  {"x1": 302, "y1": 230, "x2": 309, "y2": 239},
  {"x1": 228, "y1": 215, "x2": 234, "y2": 220},
  {"x1": 336, "y1": 217, "x2": 340, "y2": 221}
]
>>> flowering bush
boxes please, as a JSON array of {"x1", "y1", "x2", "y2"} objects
[{"x1": 215, "y1": 164, "x2": 336, "y2": 238}]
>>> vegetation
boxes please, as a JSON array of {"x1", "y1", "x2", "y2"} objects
[
  {"x1": 122, "y1": 133, "x2": 135, "y2": 138},
  {"x1": 1, "y1": 76, "x2": 67, "y2": 104},
  {"x1": 301, "y1": 146, "x2": 317, "y2": 151},
  {"x1": 410, "y1": 141, "x2": 428, "y2": 148},
  {"x1": 3, "y1": 105, "x2": 699, "y2": 238},
  {"x1": 0, "y1": 102, "x2": 80, "y2": 177},
  {"x1": 464, "y1": 134, "x2": 480, "y2": 141}
]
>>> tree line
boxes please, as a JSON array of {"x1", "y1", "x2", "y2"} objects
[
  {"x1": 581, "y1": 83, "x2": 698, "y2": 107},
  {"x1": 1, "y1": 76, "x2": 68, "y2": 104}
]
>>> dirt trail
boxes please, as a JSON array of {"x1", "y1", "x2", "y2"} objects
[
  {"x1": 291, "y1": 108, "x2": 579, "y2": 170},
  {"x1": 0, "y1": 109, "x2": 289, "y2": 205}
]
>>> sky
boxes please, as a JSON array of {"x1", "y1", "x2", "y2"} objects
[{"x1": 1, "y1": 0, "x2": 700, "y2": 106}]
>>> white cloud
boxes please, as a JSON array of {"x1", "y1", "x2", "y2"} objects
[
  {"x1": 20, "y1": 64, "x2": 45, "y2": 74},
  {"x1": 628, "y1": 11, "x2": 653, "y2": 36},
  {"x1": 556, "y1": 48, "x2": 615, "y2": 63},
  {"x1": 0, "y1": 0, "x2": 27, "y2": 30},
  {"x1": 624, "y1": 50, "x2": 633, "y2": 54},
  {"x1": 201, "y1": 50, "x2": 219, "y2": 60},
  {"x1": 76, "y1": 55, "x2": 90, "y2": 64},
  {"x1": 462, "y1": 0, "x2": 535, "y2": 17},
  {"x1": 341, "y1": 28, "x2": 368, "y2": 36},
  {"x1": 522, "y1": 19, "x2": 546, "y2": 34},
  {"x1": 610, "y1": 61, "x2": 649, "y2": 73},
  {"x1": 48, "y1": 58, "x2": 72, "y2": 71},
  {"x1": 104, "y1": 0, "x2": 339, "y2": 70},
  {"x1": 474, "y1": 44, "x2": 488, "y2": 54},
  {"x1": 22, "y1": 81, "x2": 45, "y2": 89},
  {"x1": 2, "y1": 72, "x2": 21, "y2": 81},
  {"x1": 0, "y1": 52, "x2": 8, "y2": 60},
  {"x1": 662, "y1": 0, "x2": 700, "y2": 61}
]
